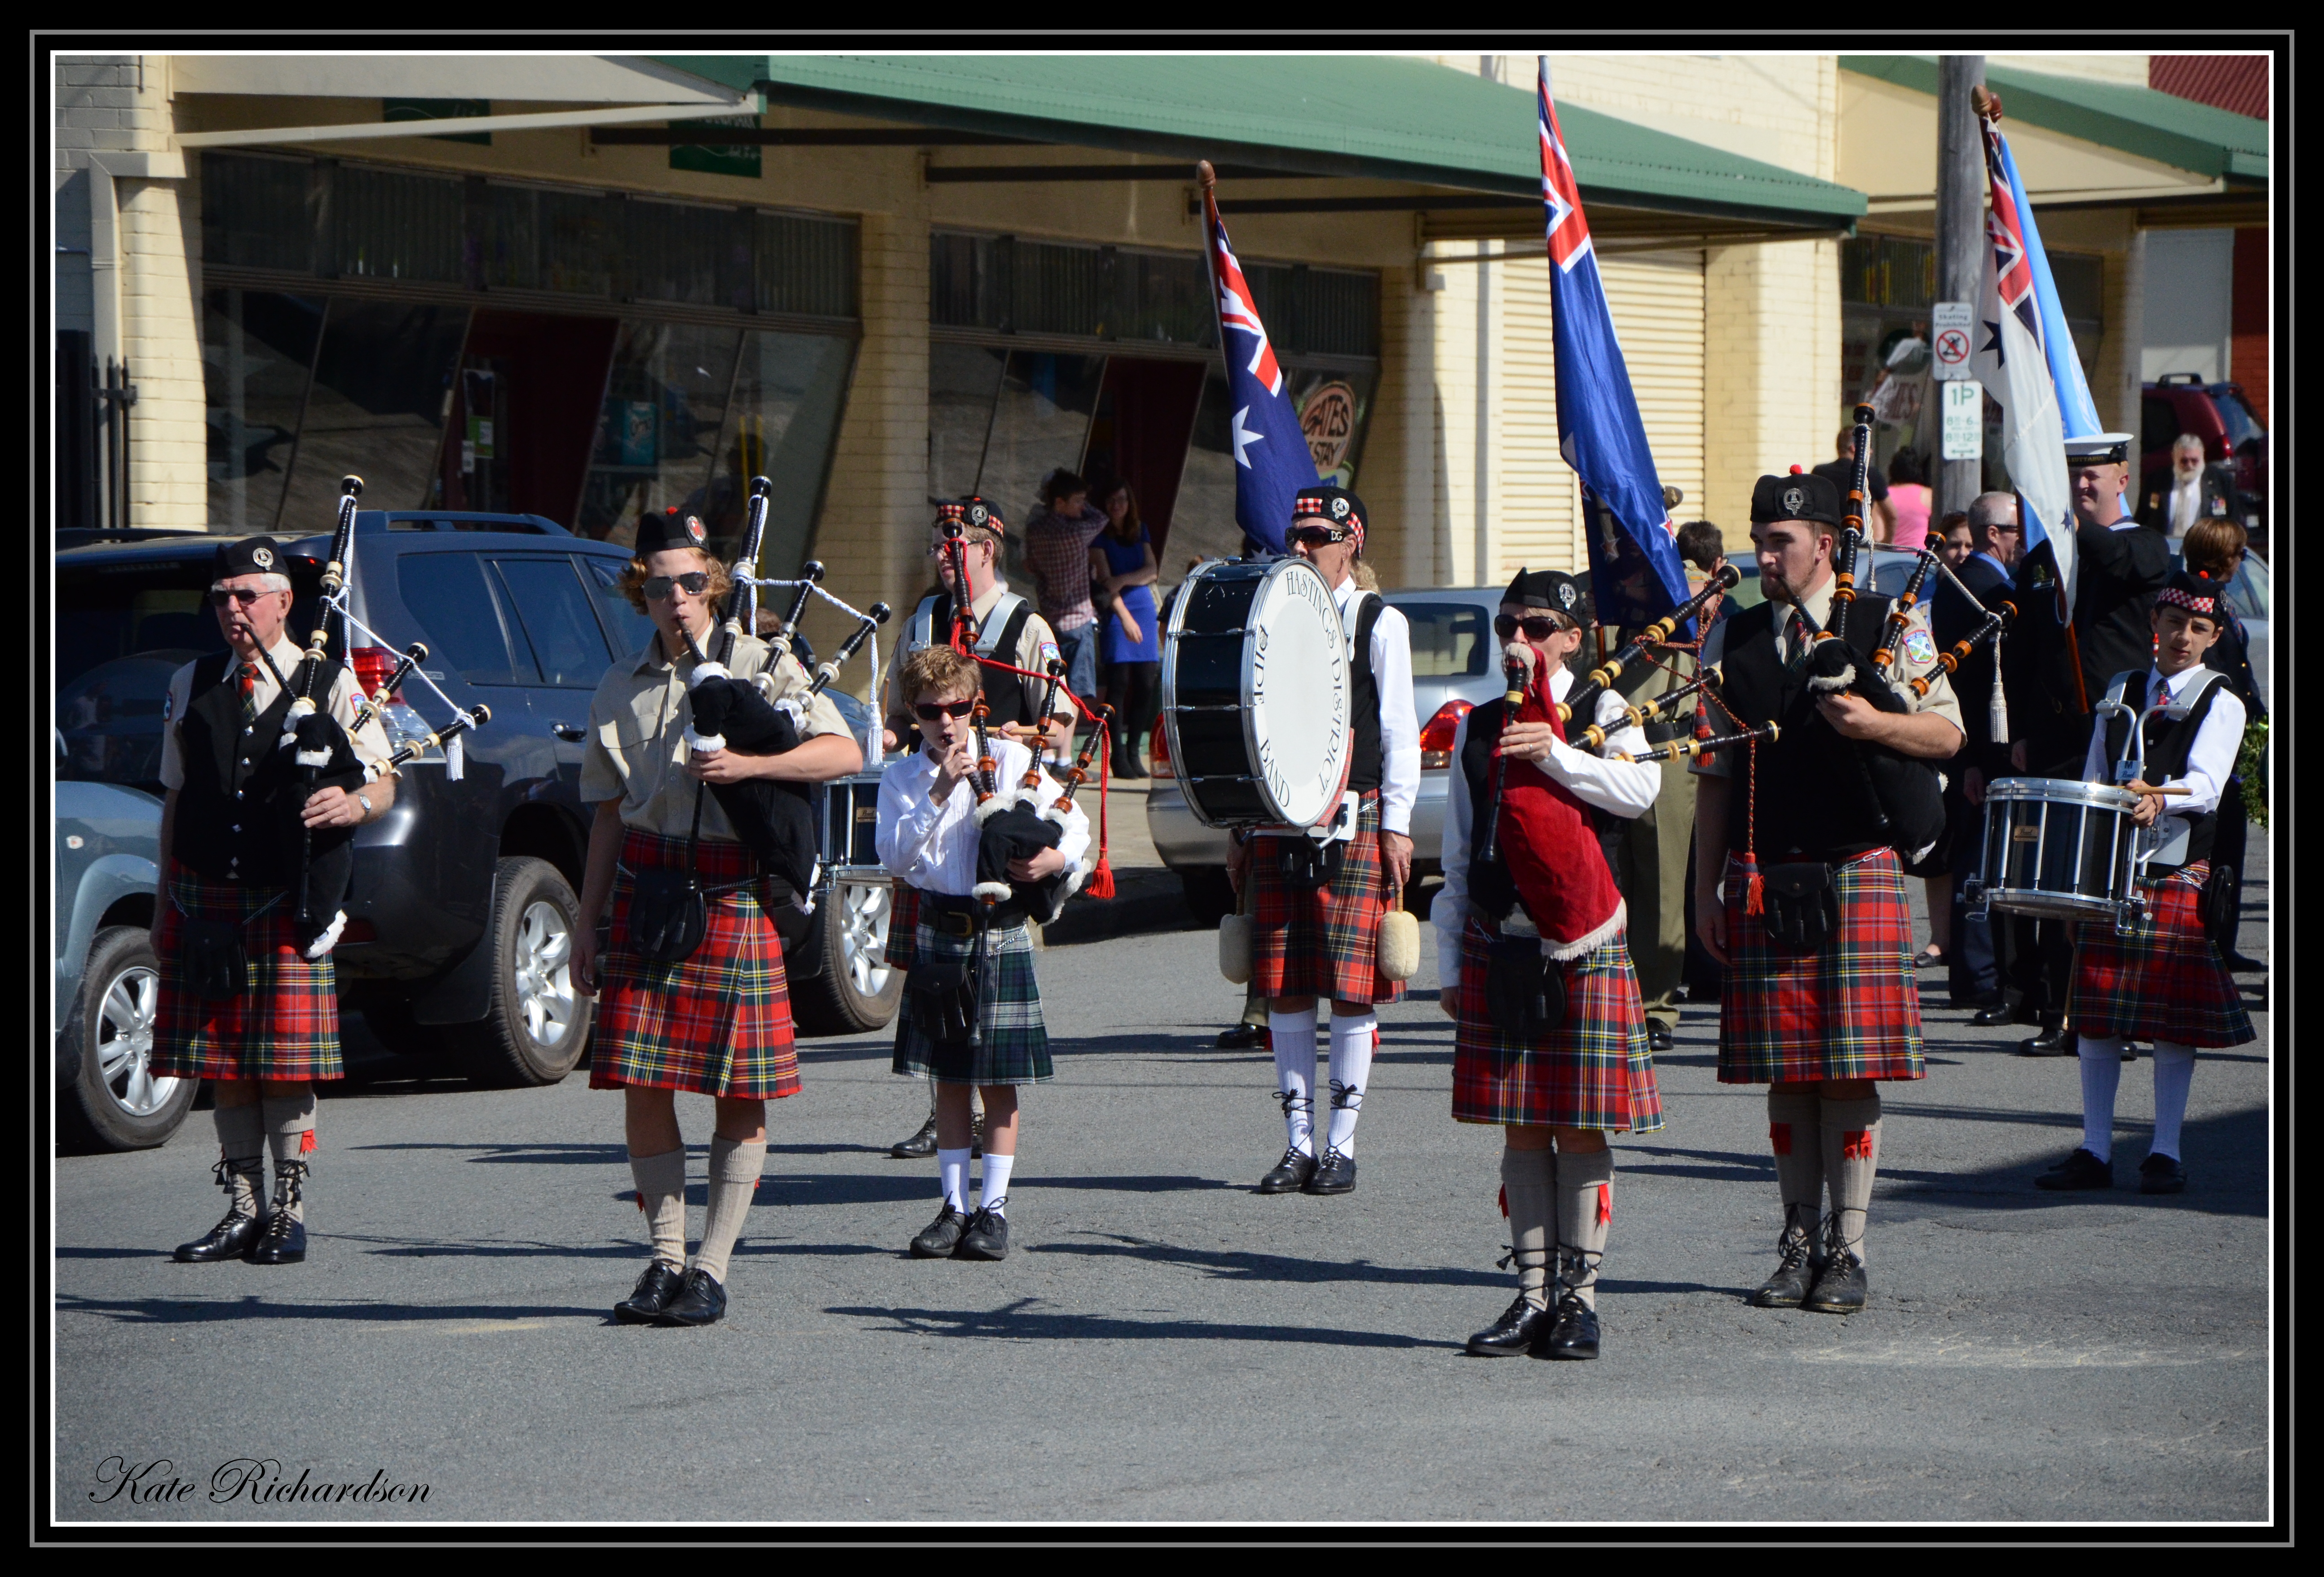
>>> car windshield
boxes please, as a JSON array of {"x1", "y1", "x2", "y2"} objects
[
  {"x1": 2211, "y1": 387, "x2": 2266, "y2": 451},
  {"x1": 1394, "y1": 601, "x2": 1491, "y2": 678}
]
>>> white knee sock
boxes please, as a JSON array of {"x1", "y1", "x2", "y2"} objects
[
  {"x1": 2150, "y1": 1041, "x2": 2197, "y2": 1161},
  {"x1": 1270, "y1": 1008, "x2": 1319, "y2": 1155},
  {"x1": 2077, "y1": 1037, "x2": 2125, "y2": 1162},
  {"x1": 937, "y1": 1147, "x2": 970, "y2": 1211},
  {"x1": 1325, "y1": 1011, "x2": 1377, "y2": 1155},
  {"x1": 979, "y1": 1153, "x2": 1015, "y2": 1215}
]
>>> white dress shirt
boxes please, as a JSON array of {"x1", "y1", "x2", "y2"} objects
[
  {"x1": 2167, "y1": 474, "x2": 2203, "y2": 542},
  {"x1": 2081, "y1": 664, "x2": 2246, "y2": 830},
  {"x1": 876, "y1": 734, "x2": 1092, "y2": 897},
  {"x1": 1430, "y1": 667, "x2": 1661, "y2": 986},
  {"x1": 1336, "y1": 576, "x2": 1422, "y2": 835}
]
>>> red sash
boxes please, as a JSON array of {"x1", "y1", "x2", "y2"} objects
[{"x1": 1496, "y1": 670, "x2": 1623, "y2": 955}]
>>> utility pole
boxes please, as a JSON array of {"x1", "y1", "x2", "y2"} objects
[{"x1": 1934, "y1": 55, "x2": 1986, "y2": 523}]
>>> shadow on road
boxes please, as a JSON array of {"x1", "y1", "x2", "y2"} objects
[
  {"x1": 826, "y1": 1295, "x2": 1467, "y2": 1350},
  {"x1": 58, "y1": 1293, "x2": 606, "y2": 1325},
  {"x1": 1032, "y1": 1231, "x2": 1506, "y2": 1288}
]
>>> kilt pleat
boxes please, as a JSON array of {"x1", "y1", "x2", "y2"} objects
[
  {"x1": 892, "y1": 918, "x2": 1052, "y2": 1085},
  {"x1": 592, "y1": 829, "x2": 799, "y2": 1099},
  {"x1": 1451, "y1": 919, "x2": 1662, "y2": 1132},
  {"x1": 152, "y1": 868, "x2": 343, "y2": 1082},
  {"x1": 1717, "y1": 848, "x2": 1926, "y2": 1085},
  {"x1": 885, "y1": 883, "x2": 921, "y2": 971},
  {"x1": 1248, "y1": 791, "x2": 1405, "y2": 1005},
  {"x1": 2071, "y1": 862, "x2": 2254, "y2": 1049}
]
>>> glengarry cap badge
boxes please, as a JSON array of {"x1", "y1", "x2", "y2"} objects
[
  {"x1": 1557, "y1": 581, "x2": 1577, "y2": 609},
  {"x1": 685, "y1": 515, "x2": 706, "y2": 545},
  {"x1": 252, "y1": 546, "x2": 275, "y2": 568},
  {"x1": 1330, "y1": 496, "x2": 1350, "y2": 520},
  {"x1": 1782, "y1": 486, "x2": 1805, "y2": 516}
]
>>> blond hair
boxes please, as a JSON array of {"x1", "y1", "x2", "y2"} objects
[
  {"x1": 616, "y1": 549, "x2": 732, "y2": 615},
  {"x1": 901, "y1": 644, "x2": 981, "y2": 703}
]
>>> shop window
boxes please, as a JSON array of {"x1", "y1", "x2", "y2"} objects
[
  {"x1": 756, "y1": 212, "x2": 858, "y2": 319},
  {"x1": 928, "y1": 342, "x2": 1008, "y2": 503},
  {"x1": 695, "y1": 330, "x2": 857, "y2": 579},
  {"x1": 978, "y1": 351, "x2": 1106, "y2": 544},
  {"x1": 489, "y1": 555, "x2": 614, "y2": 685},
  {"x1": 1170, "y1": 368, "x2": 1244, "y2": 572},
  {"x1": 200, "y1": 154, "x2": 314, "y2": 273},
  {"x1": 932, "y1": 233, "x2": 1015, "y2": 332},
  {"x1": 1012, "y1": 242, "x2": 1111, "y2": 338},
  {"x1": 278, "y1": 299, "x2": 468, "y2": 526},
  {"x1": 574, "y1": 321, "x2": 741, "y2": 545},
  {"x1": 333, "y1": 164, "x2": 464, "y2": 284},
  {"x1": 628, "y1": 199, "x2": 751, "y2": 310},
  {"x1": 1117, "y1": 251, "x2": 1211, "y2": 347},
  {"x1": 203, "y1": 288, "x2": 324, "y2": 534},
  {"x1": 481, "y1": 185, "x2": 617, "y2": 298}
]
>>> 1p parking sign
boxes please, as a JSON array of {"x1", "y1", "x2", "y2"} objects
[{"x1": 1941, "y1": 380, "x2": 1983, "y2": 461}]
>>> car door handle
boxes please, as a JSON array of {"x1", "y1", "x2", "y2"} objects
[{"x1": 551, "y1": 722, "x2": 586, "y2": 743}]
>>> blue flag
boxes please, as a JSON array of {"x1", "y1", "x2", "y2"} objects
[
  {"x1": 1203, "y1": 180, "x2": 1317, "y2": 555},
  {"x1": 1538, "y1": 61, "x2": 1696, "y2": 633},
  {"x1": 1986, "y1": 126, "x2": 2103, "y2": 440}
]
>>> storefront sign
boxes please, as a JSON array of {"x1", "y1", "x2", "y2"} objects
[
  {"x1": 1941, "y1": 378, "x2": 1982, "y2": 461},
  {"x1": 1299, "y1": 380, "x2": 1357, "y2": 483},
  {"x1": 1931, "y1": 301, "x2": 1974, "y2": 381},
  {"x1": 671, "y1": 118, "x2": 763, "y2": 180}
]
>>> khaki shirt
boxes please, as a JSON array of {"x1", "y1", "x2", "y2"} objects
[
  {"x1": 881, "y1": 581, "x2": 1072, "y2": 734},
  {"x1": 159, "y1": 635, "x2": 395, "y2": 792},
  {"x1": 579, "y1": 629, "x2": 850, "y2": 840},
  {"x1": 1691, "y1": 576, "x2": 1962, "y2": 779}
]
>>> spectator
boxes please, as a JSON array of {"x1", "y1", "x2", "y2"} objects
[
  {"x1": 1937, "y1": 492, "x2": 2020, "y2": 1013},
  {"x1": 1023, "y1": 469, "x2": 1109, "y2": 714},
  {"x1": 1967, "y1": 489, "x2": 2024, "y2": 578},
  {"x1": 1888, "y1": 450, "x2": 1934, "y2": 546},
  {"x1": 2136, "y1": 433, "x2": 2237, "y2": 547},
  {"x1": 1675, "y1": 519, "x2": 1733, "y2": 629},
  {"x1": 1936, "y1": 511, "x2": 1974, "y2": 567},
  {"x1": 2182, "y1": 515, "x2": 2264, "y2": 971},
  {"x1": 1812, "y1": 428, "x2": 1898, "y2": 543},
  {"x1": 1090, "y1": 482, "x2": 1161, "y2": 779}
]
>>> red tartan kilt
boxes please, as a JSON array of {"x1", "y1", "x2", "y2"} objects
[
  {"x1": 1717, "y1": 848, "x2": 1925, "y2": 1085},
  {"x1": 1451, "y1": 920, "x2": 1662, "y2": 1132},
  {"x1": 2071, "y1": 863, "x2": 2255, "y2": 1048},
  {"x1": 592, "y1": 829, "x2": 799, "y2": 1099},
  {"x1": 1248, "y1": 792, "x2": 1404, "y2": 1005},
  {"x1": 152, "y1": 868, "x2": 343, "y2": 1082},
  {"x1": 886, "y1": 883, "x2": 920, "y2": 970}
]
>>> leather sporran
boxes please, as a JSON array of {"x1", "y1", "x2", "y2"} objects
[
  {"x1": 1484, "y1": 935, "x2": 1566, "y2": 1046},
  {"x1": 627, "y1": 868, "x2": 708, "y2": 964},
  {"x1": 1277, "y1": 836, "x2": 1344, "y2": 892},
  {"x1": 1759, "y1": 860, "x2": 1841, "y2": 952},
  {"x1": 180, "y1": 915, "x2": 249, "y2": 1001},
  {"x1": 909, "y1": 948, "x2": 981, "y2": 1045}
]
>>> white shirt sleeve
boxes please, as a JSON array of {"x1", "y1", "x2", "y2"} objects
[
  {"x1": 1532, "y1": 680, "x2": 1661, "y2": 818},
  {"x1": 876, "y1": 753, "x2": 957, "y2": 889},
  {"x1": 2167, "y1": 680, "x2": 2244, "y2": 820},
  {"x1": 1431, "y1": 712, "x2": 1476, "y2": 989},
  {"x1": 1370, "y1": 602, "x2": 1421, "y2": 835}
]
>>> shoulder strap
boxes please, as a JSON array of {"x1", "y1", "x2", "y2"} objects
[
  {"x1": 1348, "y1": 592, "x2": 1383, "y2": 675},
  {"x1": 2160, "y1": 667, "x2": 2227, "y2": 715},
  {"x1": 907, "y1": 595, "x2": 939, "y2": 653},
  {"x1": 976, "y1": 593, "x2": 1028, "y2": 657},
  {"x1": 2100, "y1": 671, "x2": 2138, "y2": 711}
]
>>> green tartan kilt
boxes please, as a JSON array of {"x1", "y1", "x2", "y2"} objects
[{"x1": 892, "y1": 918, "x2": 1053, "y2": 1085}]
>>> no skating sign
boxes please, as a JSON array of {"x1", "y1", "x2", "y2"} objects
[{"x1": 1931, "y1": 301, "x2": 1975, "y2": 381}]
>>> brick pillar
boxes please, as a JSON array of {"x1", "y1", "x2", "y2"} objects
[
  {"x1": 1703, "y1": 236, "x2": 1841, "y2": 533},
  {"x1": 1365, "y1": 262, "x2": 1434, "y2": 590}
]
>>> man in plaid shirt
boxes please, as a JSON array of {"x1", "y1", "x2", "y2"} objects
[{"x1": 1022, "y1": 470, "x2": 1106, "y2": 710}]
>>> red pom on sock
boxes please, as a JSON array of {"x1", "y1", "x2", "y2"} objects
[
  {"x1": 1843, "y1": 1129, "x2": 1873, "y2": 1160},
  {"x1": 1497, "y1": 1183, "x2": 1508, "y2": 1219},
  {"x1": 1769, "y1": 1121, "x2": 1792, "y2": 1156},
  {"x1": 1597, "y1": 1183, "x2": 1612, "y2": 1226},
  {"x1": 299, "y1": 1130, "x2": 317, "y2": 1154}
]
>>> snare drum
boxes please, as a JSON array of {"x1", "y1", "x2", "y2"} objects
[
  {"x1": 1159, "y1": 558, "x2": 1352, "y2": 829},
  {"x1": 1967, "y1": 777, "x2": 2144, "y2": 930}
]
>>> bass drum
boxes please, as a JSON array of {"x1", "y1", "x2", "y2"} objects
[{"x1": 1159, "y1": 558, "x2": 1351, "y2": 830}]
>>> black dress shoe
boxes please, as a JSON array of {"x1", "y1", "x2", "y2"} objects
[
  {"x1": 2034, "y1": 1147, "x2": 2114, "y2": 1191},
  {"x1": 1647, "y1": 1022, "x2": 1675, "y2": 1053},
  {"x1": 1802, "y1": 1249, "x2": 1867, "y2": 1315},
  {"x1": 657, "y1": 1267, "x2": 727, "y2": 1326},
  {"x1": 890, "y1": 1116, "x2": 939, "y2": 1160},
  {"x1": 1749, "y1": 1227, "x2": 1820, "y2": 1309},
  {"x1": 2224, "y1": 951, "x2": 2264, "y2": 973},
  {"x1": 247, "y1": 1210, "x2": 307, "y2": 1266},
  {"x1": 1215, "y1": 1023, "x2": 1268, "y2": 1050},
  {"x1": 1303, "y1": 1147, "x2": 1356, "y2": 1196},
  {"x1": 2138, "y1": 1153, "x2": 2188, "y2": 1195},
  {"x1": 956, "y1": 1206, "x2": 1011, "y2": 1261},
  {"x1": 1466, "y1": 1293, "x2": 1552, "y2": 1356},
  {"x1": 173, "y1": 1209, "x2": 268, "y2": 1264},
  {"x1": 1255, "y1": 1147, "x2": 1318, "y2": 1194},
  {"x1": 910, "y1": 1204, "x2": 969, "y2": 1258},
  {"x1": 1971, "y1": 998, "x2": 2026, "y2": 1028},
  {"x1": 614, "y1": 1261, "x2": 687, "y2": 1324},
  {"x1": 1538, "y1": 1293, "x2": 1602, "y2": 1359},
  {"x1": 2017, "y1": 1021, "x2": 2074, "y2": 1057}
]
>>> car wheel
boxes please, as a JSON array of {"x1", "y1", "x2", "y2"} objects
[
  {"x1": 61, "y1": 926, "x2": 197, "y2": 1152},
  {"x1": 790, "y1": 879, "x2": 904, "y2": 1036},
  {"x1": 455, "y1": 856, "x2": 591, "y2": 1087},
  {"x1": 1180, "y1": 866, "x2": 1236, "y2": 928}
]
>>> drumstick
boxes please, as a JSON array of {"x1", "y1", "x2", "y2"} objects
[{"x1": 2120, "y1": 781, "x2": 2194, "y2": 797}]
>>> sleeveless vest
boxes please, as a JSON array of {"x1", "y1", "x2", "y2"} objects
[
  {"x1": 2098, "y1": 668, "x2": 2228, "y2": 872},
  {"x1": 172, "y1": 651, "x2": 357, "y2": 888},
  {"x1": 908, "y1": 591, "x2": 1038, "y2": 725},
  {"x1": 1345, "y1": 592, "x2": 1384, "y2": 794}
]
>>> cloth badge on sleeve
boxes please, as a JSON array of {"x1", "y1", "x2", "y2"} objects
[
  {"x1": 1038, "y1": 639, "x2": 1060, "y2": 665},
  {"x1": 1903, "y1": 627, "x2": 1938, "y2": 665}
]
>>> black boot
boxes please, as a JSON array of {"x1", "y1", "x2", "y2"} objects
[
  {"x1": 1748, "y1": 1208, "x2": 1821, "y2": 1309},
  {"x1": 173, "y1": 1160, "x2": 269, "y2": 1263},
  {"x1": 614, "y1": 1261, "x2": 687, "y2": 1324},
  {"x1": 249, "y1": 1160, "x2": 309, "y2": 1266},
  {"x1": 657, "y1": 1267, "x2": 728, "y2": 1326},
  {"x1": 890, "y1": 1115, "x2": 938, "y2": 1160},
  {"x1": 1466, "y1": 1293, "x2": 1552, "y2": 1356},
  {"x1": 1539, "y1": 1249, "x2": 1604, "y2": 1358},
  {"x1": 2018, "y1": 1016, "x2": 2073, "y2": 1056},
  {"x1": 1801, "y1": 1214, "x2": 1868, "y2": 1314}
]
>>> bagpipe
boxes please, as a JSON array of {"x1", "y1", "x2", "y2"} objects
[{"x1": 265, "y1": 475, "x2": 490, "y2": 957}]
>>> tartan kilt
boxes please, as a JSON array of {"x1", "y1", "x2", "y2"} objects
[
  {"x1": 1718, "y1": 848, "x2": 1926, "y2": 1085},
  {"x1": 591, "y1": 829, "x2": 799, "y2": 1099},
  {"x1": 885, "y1": 883, "x2": 920, "y2": 971},
  {"x1": 1248, "y1": 791, "x2": 1405, "y2": 1005},
  {"x1": 892, "y1": 917, "x2": 1053, "y2": 1085},
  {"x1": 2071, "y1": 862, "x2": 2254, "y2": 1049},
  {"x1": 1451, "y1": 919, "x2": 1663, "y2": 1133},
  {"x1": 152, "y1": 867, "x2": 342, "y2": 1082}
]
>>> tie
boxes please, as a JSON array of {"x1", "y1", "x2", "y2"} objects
[
  {"x1": 1783, "y1": 607, "x2": 1810, "y2": 673},
  {"x1": 238, "y1": 663, "x2": 258, "y2": 724}
]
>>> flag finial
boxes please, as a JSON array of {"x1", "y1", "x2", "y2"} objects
[
  {"x1": 1971, "y1": 84, "x2": 2002, "y2": 123},
  {"x1": 1196, "y1": 160, "x2": 1216, "y2": 192}
]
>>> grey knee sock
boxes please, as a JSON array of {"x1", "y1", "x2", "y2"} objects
[
  {"x1": 1767, "y1": 1088, "x2": 1825, "y2": 1240},
  {"x1": 260, "y1": 1091, "x2": 316, "y2": 1221},
  {"x1": 1554, "y1": 1148, "x2": 1616, "y2": 1311},
  {"x1": 1500, "y1": 1147, "x2": 1556, "y2": 1310},
  {"x1": 690, "y1": 1135, "x2": 767, "y2": 1285},
  {"x1": 628, "y1": 1147, "x2": 688, "y2": 1271},
  {"x1": 1820, "y1": 1092, "x2": 1882, "y2": 1265},
  {"x1": 212, "y1": 1103, "x2": 267, "y2": 1215}
]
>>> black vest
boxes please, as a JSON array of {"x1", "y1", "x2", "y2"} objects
[
  {"x1": 918, "y1": 593, "x2": 1038, "y2": 726},
  {"x1": 1716, "y1": 594, "x2": 1944, "y2": 861},
  {"x1": 1346, "y1": 593, "x2": 1384, "y2": 794},
  {"x1": 172, "y1": 651, "x2": 357, "y2": 887},
  {"x1": 2099, "y1": 669, "x2": 2227, "y2": 870}
]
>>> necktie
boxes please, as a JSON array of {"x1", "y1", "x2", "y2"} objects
[
  {"x1": 1784, "y1": 607, "x2": 1810, "y2": 673},
  {"x1": 238, "y1": 663, "x2": 258, "y2": 724}
]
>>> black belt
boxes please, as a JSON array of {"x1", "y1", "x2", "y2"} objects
[{"x1": 923, "y1": 892, "x2": 1028, "y2": 933}]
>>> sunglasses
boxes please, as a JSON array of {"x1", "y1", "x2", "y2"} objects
[
  {"x1": 1286, "y1": 526, "x2": 1349, "y2": 548},
  {"x1": 914, "y1": 699, "x2": 977, "y2": 721},
  {"x1": 642, "y1": 571, "x2": 712, "y2": 601},
  {"x1": 208, "y1": 587, "x2": 283, "y2": 608},
  {"x1": 1493, "y1": 613, "x2": 1570, "y2": 641}
]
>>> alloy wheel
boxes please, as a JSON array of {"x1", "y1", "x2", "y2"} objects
[
  {"x1": 839, "y1": 883, "x2": 892, "y2": 1000},
  {"x1": 512, "y1": 899, "x2": 577, "y2": 1049},
  {"x1": 95, "y1": 964, "x2": 179, "y2": 1117}
]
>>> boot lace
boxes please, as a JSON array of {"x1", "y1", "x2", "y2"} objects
[
  {"x1": 259, "y1": 1159, "x2": 308, "y2": 1246},
  {"x1": 1327, "y1": 1079, "x2": 1364, "y2": 1112}
]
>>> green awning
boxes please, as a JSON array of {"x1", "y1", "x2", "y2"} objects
[
  {"x1": 652, "y1": 54, "x2": 1867, "y2": 231},
  {"x1": 1840, "y1": 56, "x2": 2268, "y2": 183}
]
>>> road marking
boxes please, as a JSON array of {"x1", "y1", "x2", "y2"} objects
[
  {"x1": 1794, "y1": 1340, "x2": 2253, "y2": 1369},
  {"x1": 433, "y1": 1319, "x2": 553, "y2": 1335}
]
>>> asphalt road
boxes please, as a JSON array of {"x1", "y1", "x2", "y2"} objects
[{"x1": 53, "y1": 850, "x2": 2272, "y2": 1526}]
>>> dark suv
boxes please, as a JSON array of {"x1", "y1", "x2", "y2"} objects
[
  {"x1": 56, "y1": 513, "x2": 900, "y2": 1103},
  {"x1": 2142, "y1": 374, "x2": 2267, "y2": 555}
]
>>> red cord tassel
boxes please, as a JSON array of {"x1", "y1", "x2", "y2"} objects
[{"x1": 1741, "y1": 856, "x2": 1767, "y2": 917}]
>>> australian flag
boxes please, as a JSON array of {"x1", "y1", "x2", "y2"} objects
[
  {"x1": 1202, "y1": 177, "x2": 1316, "y2": 555},
  {"x1": 1538, "y1": 60, "x2": 1695, "y2": 633}
]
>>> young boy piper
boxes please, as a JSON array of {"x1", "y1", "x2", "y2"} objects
[
  {"x1": 1434, "y1": 570, "x2": 1665, "y2": 1360},
  {"x1": 2037, "y1": 570, "x2": 2256, "y2": 1194},
  {"x1": 878, "y1": 646, "x2": 1091, "y2": 1261}
]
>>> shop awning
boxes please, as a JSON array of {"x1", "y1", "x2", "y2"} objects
[{"x1": 652, "y1": 53, "x2": 1867, "y2": 237}]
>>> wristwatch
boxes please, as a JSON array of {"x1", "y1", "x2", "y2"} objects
[{"x1": 356, "y1": 791, "x2": 375, "y2": 819}]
